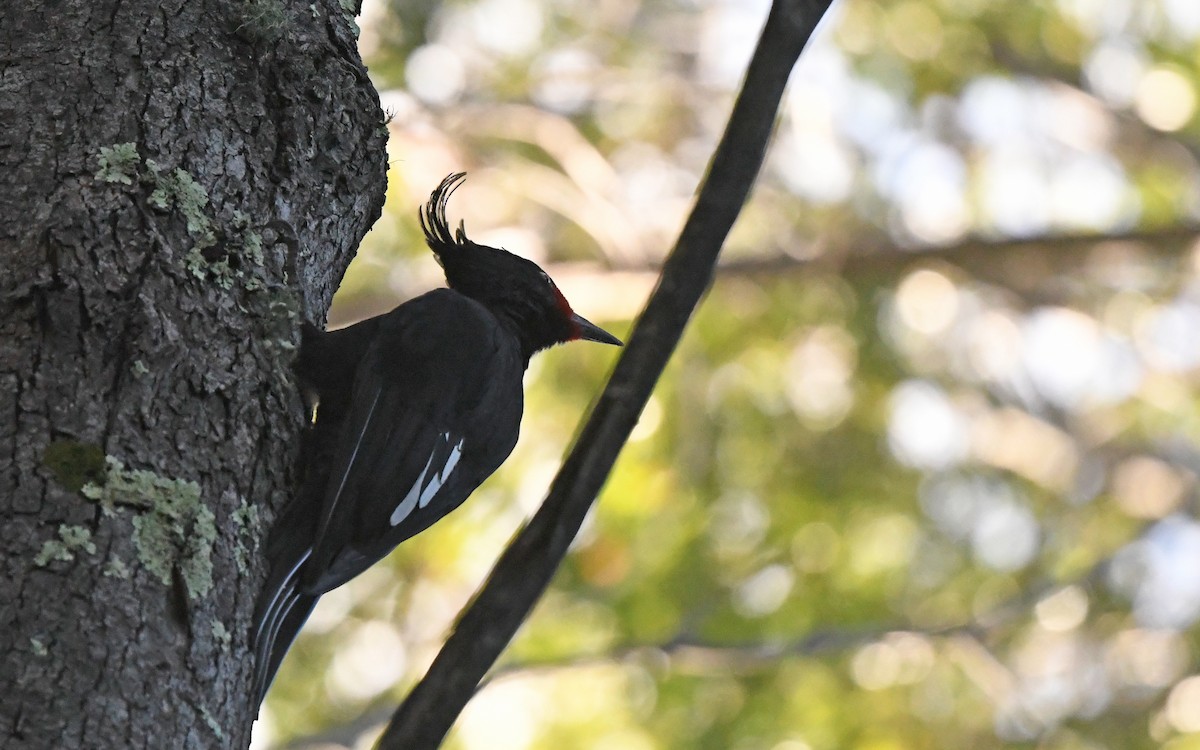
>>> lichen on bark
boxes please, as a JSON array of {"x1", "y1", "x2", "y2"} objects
[{"x1": 83, "y1": 456, "x2": 215, "y2": 599}]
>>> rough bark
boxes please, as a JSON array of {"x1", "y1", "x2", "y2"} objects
[{"x1": 0, "y1": 0, "x2": 387, "y2": 747}]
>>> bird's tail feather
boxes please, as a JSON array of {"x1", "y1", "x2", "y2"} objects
[{"x1": 252, "y1": 548, "x2": 318, "y2": 705}]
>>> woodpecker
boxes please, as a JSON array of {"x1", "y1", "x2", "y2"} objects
[{"x1": 252, "y1": 172, "x2": 621, "y2": 703}]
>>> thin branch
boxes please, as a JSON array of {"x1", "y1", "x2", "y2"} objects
[
  {"x1": 477, "y1": 559, "x2": 1120, "y2": 688},
  {"x1": 373, "y1": 1, "x2": 835, "y2": 747},
  {"x1": 986, "y1": 38, "x2": 1200, "y2": 165},
  {"x1": 720, "y1": 224, "x2": 1200, "y2": 277}
]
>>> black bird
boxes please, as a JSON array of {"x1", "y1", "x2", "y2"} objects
[{"x1": 252, "y1": 172, "x2": 621, "y2": 703}]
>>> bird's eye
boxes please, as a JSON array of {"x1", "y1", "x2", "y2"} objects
[{"x1": 539, "y1": 271, "x2": 553, "y2": 287}]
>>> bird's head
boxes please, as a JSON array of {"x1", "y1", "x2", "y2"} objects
[{"x1": 420, "y1": 173, "x2": 622, "y2": 359}]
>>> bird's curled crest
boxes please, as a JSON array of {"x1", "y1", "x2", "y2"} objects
[
  {"x1": 417, "y1": 172, "x2": 546, "y2": 300},
  {"x1": 419, "y1": 172, "x2": 472, "y2": 266}
]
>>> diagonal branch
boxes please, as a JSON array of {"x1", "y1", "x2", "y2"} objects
[{"x1": 375, "y1": 1, "x2": 835, "y2": 747}]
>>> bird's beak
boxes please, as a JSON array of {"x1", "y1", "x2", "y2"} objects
[{"x1": 572, "y1": 313, "x2": 623, "y2": 346}]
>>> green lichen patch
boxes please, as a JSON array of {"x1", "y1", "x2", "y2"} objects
[
  {"x1": 98, "y1": 151, "x2": 270, "y2": 292},
  {"x1": 83, "y1": 456, "x2": 186, "y2": 509},
  {"x1": 102, "y1": 557, "x2": 131, "y2": 580},
  {"x1": 83, "y1": 456, "x2": 216, "y2": 600},
  {"x1": 230, "y1": 500, "x2": 263, "y2": 573},
  {"x1": 145, "y1": 160, "x2": 267, "y2": 291},
  {"x1": 230, "y1": 211, "x2": 265, "y2": 267},
  {"x1": 183, "y1": 208, "x2": 268, "y2": 291},
  {"x1": 231, "y1": 500, "x2": 262, "y2": 532},
  {"x1": 95, "y1": 142, "x2": 141, "y2": 185},
  {"x1": 339, "y1": 0, "x2": 361, "y2": 37},
  {"x1": 30, "y1": 637, "x2": 48, "y2": 657},
  {"x1": 43, "y1": 439, "x2": 107, "y2": 493},
  {"x1": 236, "y1": 0, "x2": 289, "y2": 43},
  {"x1": 210, "y1": 619, "x2": 231, "y2": 647},
  {"x1": 34, "y1": 524, "x2": 97, "y2": 567},
  {"x1": 132, "y1": 503, "x2": 217, "y2": 600},
  {"x1": 146, "y1": 161, "x2": 216, "y2": 250},
  {"x1": 203, "y1": 209, "x2": 268, "y2": 291}
]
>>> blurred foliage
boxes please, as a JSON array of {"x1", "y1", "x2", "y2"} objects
[{"x1": 255, "y1": 0, "x2": 1200, "y2": 748}]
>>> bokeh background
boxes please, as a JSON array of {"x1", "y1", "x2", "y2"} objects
[{"x1": 253, "y1": 0, "x2": 1200, "y2": 747}]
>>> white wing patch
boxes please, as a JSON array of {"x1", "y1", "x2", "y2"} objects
[{"x1": 390, "y1": 432, "x2": 466, "y2": 526}]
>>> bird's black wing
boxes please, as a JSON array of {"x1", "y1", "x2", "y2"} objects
[
  {"x1": 305, "y1": 288, "x2": 525, "y2": 592},
  {"x1": 252, "y1": 289, "x2": 524, "y2": 703}
]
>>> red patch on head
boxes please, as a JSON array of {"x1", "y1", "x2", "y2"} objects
[{"x1": 551, "y1": 284, "x2": 579, "y2": 339}]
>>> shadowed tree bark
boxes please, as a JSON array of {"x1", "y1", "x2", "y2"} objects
[{"x1": 0, "y1": 0, "x2": 386, "y2": 746}]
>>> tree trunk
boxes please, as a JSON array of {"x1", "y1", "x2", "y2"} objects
[{"x1": 0, "y1": 1, "x2": 386, "y2": 746}]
